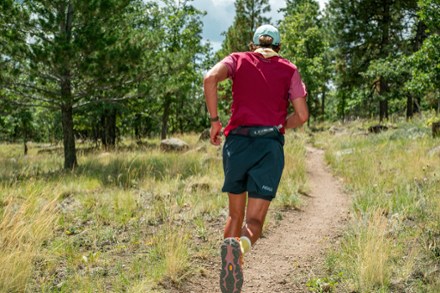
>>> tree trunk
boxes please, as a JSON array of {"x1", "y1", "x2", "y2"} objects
[
  {"x1": 321, "y1": 89, "x2": 326, "y2": 121},
  {"x1": 339, "y1": 91, "x2": 346, "y2": 122},
  {"x1": 60, "y1": 71, "x2": 77, "y2": 169},
  {"x1": 108, "y1": 108, "x2": 116, "y2": 147},
  {"x1": 134, "y1": 114, "x2": 141, "y2": 140},
  {"x1": 433, "y1": 122, "x2": 440, "y2": 138},
  {"x1": 178, "y1": 94, "x2": 184, "y2": 134},
  {"x1": 23, "y1": 120, "x2": 28, "y2": 156},
  {"x1": 379, "y1": 100, "x2": 388, "y2": 122},
  {"x1": 93, "y1": 119, "x2": 100, "y2": 147},
  {"x1": 161, "y1": 95, "x2": 171, "y2": 140},
  {"x1": 413, "y1": 21, "x2": 428, "y2": 52},
  {"x1": 60, "y1": 2, "x2": 77, "y2": 170},
  {"x1": 100, "y1": 114, "x2": 106, "y2": 147},
  {"x1": 414, "y1": 97, "x2": 421, "y2": 114},
  {"x1": 410, "y1": 21, "x2": 427, "y2": 115},
  {"x1": 101, "y1": 108, "x2": 117, "y2": 150},
  {"x1": 378, "y1": 76, "x2": 389, "y2": 122},
  {"x1": 406, "y1": 95, "x2": 414, "y2": 119},
  {"x1": 378, "y1": 0, "x2": 390, "y2": 123},
  {"x1": 61, "y1": 104, "x2": 77, "y2": 169}
]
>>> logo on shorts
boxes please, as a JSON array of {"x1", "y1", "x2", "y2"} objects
[{"x1": 262, "y1": 185, "x2": 273, "y2": 192}]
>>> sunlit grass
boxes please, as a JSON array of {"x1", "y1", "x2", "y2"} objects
[
  {"x1": 147, "y1": 225, "x2": 191, "y2": 284},
  {"x1": 273, "y1": 131, "x2": 308, "y2": 210},
  {"x1": 313, "y1": 117, "x2": 440, "y2": 292},
  {"x1": 347, "y1": 210, "x2": 392, "y2": 291},
  {"x1": 0, "y1": 131, "x2": 308, "y2": 291},
  {"x1": 0, "y1": 182, "x2": 59, "y2": 292}
]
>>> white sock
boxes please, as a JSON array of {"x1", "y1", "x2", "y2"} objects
[{"x1": 240, "y1": 236, "x2": 252, "y2": 254}]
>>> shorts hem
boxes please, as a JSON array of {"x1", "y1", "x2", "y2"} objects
[
  {"x1": 248, "y1": 193, "x2": 275, "y2": 202},
  {"x1": 222, "y1": 188, "x2": 246, "y2": 194}
]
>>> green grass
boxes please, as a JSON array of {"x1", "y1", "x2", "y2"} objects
[
  {"x1": 312, "y1": 117, "x2": 440, "y2": 292},
  {"x1": 274, "y1": 132, "x2": 308, "y2": 209},
  {"x1": 0, "y1": 132, "x2": 308, "y2": 292}
]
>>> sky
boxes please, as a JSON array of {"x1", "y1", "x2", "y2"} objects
[{"x1": 192, "y1": 0, "x2": 329, "y2": 52}]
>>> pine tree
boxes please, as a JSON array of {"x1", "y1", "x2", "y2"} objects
[
  {"x1": 217, "y1": 0, "x2": 271, "y2": 58},
  {"x1": 150, "y1": 0, "x2": 208, "y2": 139},
  {"x1": 2, "y1": 0, "x2": 153, "y2": 169},
  {"x1": 280, "y1": 0, "x2": 330, "y2": 123},
  {"x1": 326, "y1": 0, "x2": 419, "y2": 120}
]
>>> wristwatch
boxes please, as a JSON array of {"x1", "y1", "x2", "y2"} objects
[{"x1": 209, "y1": 116, "x2": 220, "y2": 122}]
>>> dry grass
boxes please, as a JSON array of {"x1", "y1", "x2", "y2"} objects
[
  {"x1": 313, "y1": 117, "x2": 440, "y2": 292},
  {"x1": 0, "y1": 184, "x2": 59, "y2": 292},
  {"x1": 356, "y1": 210, "x2": 392, "y2": 291},
  {"x1": 152, "y1": 225, "x2": 191, "y2": 283},
  {"x1": 0, "y1": 132, "x2": 308, "y2": 291},
  {"x1": 274, "y1": 131, "x2": 308, "y2": 209}
]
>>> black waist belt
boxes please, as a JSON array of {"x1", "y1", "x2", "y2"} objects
[{"x1": 229, "y1": 126, "x2": 281, "y2": 138}]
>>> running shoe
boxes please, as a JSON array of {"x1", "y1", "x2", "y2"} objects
[{"x1": 220, "y1": 237, "x2": 243, "y2": 293}]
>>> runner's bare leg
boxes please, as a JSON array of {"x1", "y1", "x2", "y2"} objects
[
  {"x1": 224, "y1": 192, "x2": 247, "y2": 238},
  {"x1": 241, "y1": 197, "x2": 271, "y2": 244}
]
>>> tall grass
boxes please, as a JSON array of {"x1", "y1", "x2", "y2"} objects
[
  {"x1": 0, "y1": 183, "x2": 59, "y2": 292},
  {"x1": 147, "y1": 225, "x2": 191, "y2": 283},
  {"x1": 0, "y1": 133, "x2": 308, "y2": 291},
  {"x1": 275, "y1": 132, "x2": 308, "y2": 209},
  {"x1": 314, "y1": 118, "x2": 440, "y2": 292},
  {"x1": 344, "y1": 209, "x2": 392, "y2": 291}
]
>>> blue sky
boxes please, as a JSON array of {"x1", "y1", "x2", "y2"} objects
[{"x1": 192, "y1": 0, "x2": 329, "y2": 51}]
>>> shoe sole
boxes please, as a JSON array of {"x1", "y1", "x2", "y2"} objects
[{"x1": 220, "y1": 238, "x2": 243, "y2": 293}]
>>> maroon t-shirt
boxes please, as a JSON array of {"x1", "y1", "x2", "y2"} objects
[{"x1": 221, "y1": 51, "x2": 307, "y2": 136}]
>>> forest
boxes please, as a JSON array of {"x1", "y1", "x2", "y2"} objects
[
  {"x1": 1, "y1": 1, "x2": 440, "y2": 292},
  {"x1": 1, "y1": 0, "x2": 438, "y2": 169}
]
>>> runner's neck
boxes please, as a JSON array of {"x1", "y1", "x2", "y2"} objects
[{"x1": 254, "y1": 48, "x2": 279, "y2": 59}]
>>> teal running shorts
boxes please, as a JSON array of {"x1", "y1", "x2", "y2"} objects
[{"x1": 221, "y1": 133, "x2": 285, "y2": 201}]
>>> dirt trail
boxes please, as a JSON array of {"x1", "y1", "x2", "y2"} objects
[
  {"x1": 179, "y1": 146, "x2": 350, "y2": 293},
  {"x1": 242, "y1": 147, "x2": 350, "y2": 292}
]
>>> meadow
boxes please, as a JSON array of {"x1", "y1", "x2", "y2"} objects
[
  {"x1": 311, "y1": 117, "x2": 440, "y2": 292},
  {"x1": 2, "y1": 116, "x2": 440, "y2": 292},
  {"x1": 0, "y1": 132, "x2": 308, "y2": 292}
]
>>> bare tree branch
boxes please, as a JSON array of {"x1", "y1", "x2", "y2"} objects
[
  {"x1": 2, "y1": 97, "x2": 59, "y2": 110},
  {"x1": 5, "y1": 88, "x2": 61, "y2": 109},
  {"x1": 73, "y1": 92, "x2": 146, "y2": 109},
  {"x1": 7, "y1": 81, "x2": 59, "y2": 98}
]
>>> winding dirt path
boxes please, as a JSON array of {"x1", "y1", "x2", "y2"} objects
[
  {"x1": 242, "y1": 147, "x2": 350, "y2": 292},
  {"x1": 178, "y1": 146, "x2": 351, "y2": 293}
]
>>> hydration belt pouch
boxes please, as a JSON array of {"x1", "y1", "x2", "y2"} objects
[{"x1": 229, "y1": 126, "x2": 282, "y2": 139}]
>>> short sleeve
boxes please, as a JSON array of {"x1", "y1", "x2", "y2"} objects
[
  {"x1": 288, "y1": 69, "x2": 307, "y2": 101},
  {"x1": 220, "y1": 55, "x2": 237, "y2": 79}
]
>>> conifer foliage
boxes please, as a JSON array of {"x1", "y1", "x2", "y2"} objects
[
  {"x1": 217, "y1": 0, "x2": 271, "y2": 58},
  {"x1": 1, "y1": 0, "x2": 439, "y2": 169},
  {"x1": 0, "y1": 0, "x2": 210, "y2": 169}
]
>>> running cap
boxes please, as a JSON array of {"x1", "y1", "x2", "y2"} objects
[{"x1": 253, "y1": 24, "x2": 281, "y2": 46}]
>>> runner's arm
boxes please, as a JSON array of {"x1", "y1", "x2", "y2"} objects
[
  {"x1": 203, "y1": 62, "x2": 229, "y2": 145},
  {"x1": 285, "y1": 97, "x2": 309, "y2": 129}
]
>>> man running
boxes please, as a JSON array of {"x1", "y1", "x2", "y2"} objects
[{"x1": 203, "y1": 24, "x2": 309, "y2": 293}]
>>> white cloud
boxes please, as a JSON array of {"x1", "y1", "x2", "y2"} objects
[
  {"x1": 194, "y1": 0, "x2": 329, "y2": 50},
  {"x1": 269, "y1": 0, "x2": 287, "y2": 14},
  {"x1": 266, "y1": 0, "x2": 286, "y2": 24},
  {"x1": 193, "y1": 0, "x2": 234, "y2": 43},
  {"x1": 210, "y1": 41, "x2": 223, "y2": 52},
  {"x1": 211, "y1": 0, "x2": 235, "y2": 7}
]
